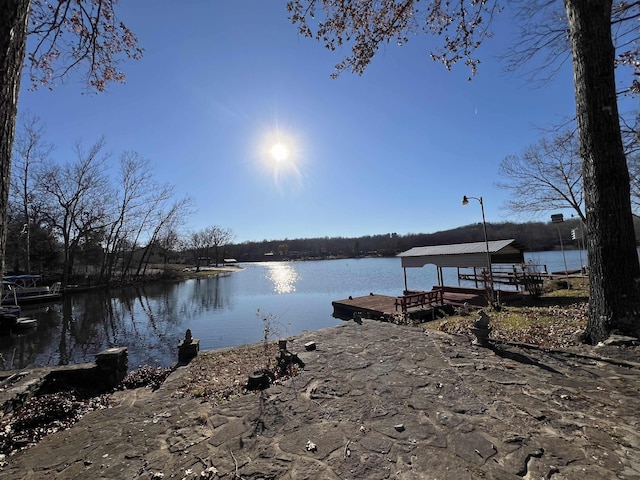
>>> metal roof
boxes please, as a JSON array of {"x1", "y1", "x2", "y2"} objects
[
  {"x1": 397, "y1": 239, "x2": 525, "y2": 269},
  {"x1": 398, "y1": 239, "x2": 517, "y2": 257}
]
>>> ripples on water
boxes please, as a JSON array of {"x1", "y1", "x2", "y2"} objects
[
  {"x1": 266, "y1": 263, "x2": 298, "y2": 294},
  {"x1": 0, "y1": 251, "x2": 586, "y2": 370}
]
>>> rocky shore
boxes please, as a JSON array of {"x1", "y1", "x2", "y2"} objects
[{"x1": 1, "y1": 318, "x2": 639, "y2": 479}]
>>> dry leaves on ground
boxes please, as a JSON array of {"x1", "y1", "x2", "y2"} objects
[
  {"x1": 432, "y1": 302, "x2": 589, "y2": 349},
  {"x1": 173, "y1": 342, "x2": 280, "y2": 404}
]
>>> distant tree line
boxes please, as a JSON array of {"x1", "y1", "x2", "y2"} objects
[{"x1": 224, "y1": 217, "x2": 639, "y2": 263}]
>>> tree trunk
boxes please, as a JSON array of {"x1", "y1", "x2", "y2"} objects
[
  {"x1": 62, "y1": 240, "x2": 71, "y2": 288},
  {"x1": 564, "y1": 0, "x2": 640, "y2": 343},
  {"x1": 0, "y1": 1, "x2": 30, "y2": 279}
]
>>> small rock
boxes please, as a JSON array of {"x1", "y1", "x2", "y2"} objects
[
  {"x1": 504, "y1": 433, "x2": 526, "y2": 444},
  {"x1": 394, "y1": 424, "x2": 405, "y2": 432}
]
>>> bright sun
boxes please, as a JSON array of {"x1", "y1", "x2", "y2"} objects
[
  {"x1": 270, "y1": 142, "x2": 289, "y2": 162},
  {"x1": 257, "y1": 128, "x2": 305, "y2": 191}
]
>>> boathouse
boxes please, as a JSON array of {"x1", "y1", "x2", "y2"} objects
[
  {"x1": 332, "y1": 240, "x2": 534, "y2": 320},
  {"x1": 398, "y1": 239, "x2": 526, "y2": 289}
]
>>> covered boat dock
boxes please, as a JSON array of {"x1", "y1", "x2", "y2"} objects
[
  {"x1": 398, "y1": 239, "x2": 529, "y2": 289},
  {"x1": 397, "y1": 239, "x2": 538, "y2": 305},
  {"x1": 333, "y1": 239, "x2": 539, "y2": 320}
]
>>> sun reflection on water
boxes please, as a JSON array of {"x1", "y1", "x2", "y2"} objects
[{"x1": 266, "y1": 263, "x2": 299, "y2": 294}]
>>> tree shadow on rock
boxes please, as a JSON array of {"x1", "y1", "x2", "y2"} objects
[{"x1": 489, "y1": 344, "x2": 562, "y2": 375}]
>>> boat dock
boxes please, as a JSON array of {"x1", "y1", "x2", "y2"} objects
[
  {"x1": 332, "y1": 294, "x2": 408, "y2": 320},
  {"x1": 333, "y1": 240, "x2": 553, "y2": 322},
  {"x1": 332, "y1": 286, "x2": 511, "y2": 321}
]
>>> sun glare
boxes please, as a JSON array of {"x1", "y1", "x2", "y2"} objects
[
  {"x1": 256, "y1": 126, "x2": 307, "y2": 193},
  {"x1": 270, "y1": 142, "x2": 289, "y2": 162}
]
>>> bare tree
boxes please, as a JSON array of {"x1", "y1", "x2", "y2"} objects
[
  {"x1": 36, "y1": 137, "x2": 112, "y2": 286},
  {"x1": 1, "y1": 1, "x2": 31, "y2": 279},
  {"x1": 99, "y1": 151, "x2": 178, "y2": 282},
  {"x1": 500, "y1": 118, "x2": 640, "y2": 219},
  {"x1": 503, "y1": 1, "x2": 639, "y2": 96},
  {"x1": 565, "y1": 1, "x2": 639, "y2": 343},
  {"x1": 186, "y1": 230, "x2": 207, "y2": 272},
  {"x1": 184, "y1": 225, "x2": 235, "y2": 270},
  {"x1": 10, "y1": 112, "x2": 53, "y2": 273},
  {"x1": 26, "y1": 1, "x2": 143, "y2": 92},
  {"x1": 497, "y1": 130, "x2": 585, "y2": 221},
  {"x1": 202, "y1": 226, "x2": 236, "y2": 267},
  {"x1": 157, "y1": 226, "x2": 181, "y2": 266},
  {"x1": 135, "y1": 196, "x2": 193, "y2": 277},
  {"x1": 629, "y1": 152, "x2": 640, "y2": 215},
  {"x1": 620, "y1": 111, "x2": 639, "y2": 216},
  {"x1": 0, "y1": 0, "x2": 141, "y2": 280},
  {"x1": 286, "y1": 0, "x2": 640, "y2": 342},
  {"x1": 622, "y1": 111, "x2": 640, "y2": 153}
]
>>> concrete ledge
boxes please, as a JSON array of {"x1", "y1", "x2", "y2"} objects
[{"x1": 0, "y1": 347, "x2": 128, "y2": 417}]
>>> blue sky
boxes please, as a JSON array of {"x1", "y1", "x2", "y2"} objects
[{"x1": 16, "y1": 1, "x2": 629, "y2": 243}]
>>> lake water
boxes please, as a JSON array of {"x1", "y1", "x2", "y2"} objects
[{"x1": 0, "y1": 250, "x2": 586, "y2": 371}]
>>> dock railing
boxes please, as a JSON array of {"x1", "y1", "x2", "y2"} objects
[
  {"x1": 457, "y1": 264, "x2": 548, "y2": 295},
  {"x1": 394, "y1": 290, "x2": 444, "y2": 313}
]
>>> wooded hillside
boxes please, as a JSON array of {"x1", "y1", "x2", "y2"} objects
[{"x1": 226, "y1": 218, "x2": 640, "y2": 262}]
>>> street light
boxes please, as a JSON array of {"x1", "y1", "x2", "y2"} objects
[
  {"x1": 551, "y1": 213, "x2": 570, "y2": 288},
  {"x1": 462, "y1": 195, "x2": 494, "y2": 305}
]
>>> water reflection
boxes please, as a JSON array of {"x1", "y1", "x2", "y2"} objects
[
  {"x1": 265, "y1": 262, "x2": 299, "y2": 294},
  {"x1": 0, "y1": 276, "x2": 236, "y2": 371},
  {"x1": 0, "y1": 260, "x2": 409, "y2": 371},
  {"x1": 1, "y1": 258, "x2": 464, "y2": 371}
]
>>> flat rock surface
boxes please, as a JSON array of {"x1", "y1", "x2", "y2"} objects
[{"x1": 2, "y1": 319, "x2": 640, "y2": 479}]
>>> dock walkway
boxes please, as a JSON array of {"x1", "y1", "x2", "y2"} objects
[{"x1": 332, "y1": 287, "x2": 497, "y2": 320}]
